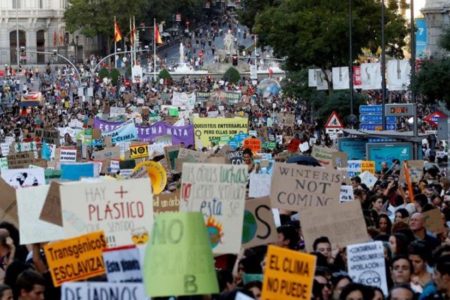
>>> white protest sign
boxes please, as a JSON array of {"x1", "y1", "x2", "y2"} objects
[
  {"x1": 103, "y1": 246, "x2": 143, "y2": 283},
  {"x1": 180, "y1": 163, "x2": 247, "y2": 254},
  {"x1": 60, "y1": 148, "x2": 77, "y2": 162},
  {"x1": 347, "y1": 160, "x2": 362, "y2": 177},
  {"x1": 1, "y1": 168, "x2": 45, "y2": 188},
  {"x1": 16, "y1": 185, "x2": 66, "y2": 244},
  {"x1": 347, "y1": 241, "x2": 388, "y2": 296},
  {"x1": 60, "y1": 178, "x2": 153, "y2": 247},
  {"x1": 0, "y1": 157, "x2": 8, "y2": 170},
  {"x1": 249, "y1": 173, "x2": 271, "y2": 198},
  {"x1": 359, "y1": 171, "x2": 377, "y2": 189},
  {"x1": 61, "y1": 282, "x2": 148, "y2": 300},
  {"x1": 339, "y1": 185, "x2": 354, "y2": 203}
]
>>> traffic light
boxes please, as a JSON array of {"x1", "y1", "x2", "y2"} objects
[{"x1": 232, "y1": 54, "x2": 238, "y2": 66}]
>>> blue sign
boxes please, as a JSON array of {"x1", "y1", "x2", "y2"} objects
[
  {"x1": 359, "y1": 124, "x2": 396, "y2": 130},
  {"x1": 338, "y1": 138, "x2": 367, "y2": 160},
  {"x1": 61, "y1": 163, "x2": 95, "y2": 181},
  {"x1": 367, "y1": 143, "x2": 413, "y2": 172},
  {"x1": 359, "y1": 105, "x2": 382, "y2": 114},
  {"x1": 359, "y1": 115, "x2": 396, "y2": 124},
  {"x1": 416, "y1": 18, "x2": 427, "y2": 58}
]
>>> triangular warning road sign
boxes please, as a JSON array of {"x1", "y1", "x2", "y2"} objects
[{"x1": 325, "y1": 111, "x2": 344, "y2": 128}]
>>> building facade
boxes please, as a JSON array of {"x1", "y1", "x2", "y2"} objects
[
  {"x1": 422, "y1": 0, "x2": 450, "y2": 58},
  {"x1": 0, "y1": 0, "x2": 97, "y2": 66}
]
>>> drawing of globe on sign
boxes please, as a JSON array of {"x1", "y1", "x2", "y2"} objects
[
  {"x1": 241, "y1": 210, "x2": 257, "y2": 244},
  {"x1": 206, "y1": 216, "x2": 223, "y2": 249}
]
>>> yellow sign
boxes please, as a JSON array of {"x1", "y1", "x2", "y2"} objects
[
  {"x1": 361, "y1": 160, "x2": 375, "y2": 174},
  {"x1": 262, "y1": 245, "x2": 316, "y2": 300},
  {"x1": 193, "y1": 117, "x2": 248, "y2": 148},
  {"x1": 44, "y1": 231, "x2": 107, "y2": 287},
  {"x1": 130, "y1": 144, "x2": 149, "y2": 159},
  {"x1": 133, "y1": 161, "x2": 167, "y2": 195}
]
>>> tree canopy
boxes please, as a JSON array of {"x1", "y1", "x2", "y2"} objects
[{"x1": 252, "y1": 0, "x2": 407, "y2": 74}]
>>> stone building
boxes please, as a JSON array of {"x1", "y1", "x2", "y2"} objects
[
  {"x1": 0, "y1": 0, "x2": 95, "y2": 66},
  {"x1": 422, "y1": 0, "x2": 450, "y2": 58}
]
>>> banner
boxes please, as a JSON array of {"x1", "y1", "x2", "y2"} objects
[
  {"x1": 172, "y1": 91, "x2": 196, "y2": 109},
  {"x1": 59, "y1": 178, "x2": 153, "y2": 247},
  {"x1": 61, "y1": 282, "x2": 147, "y2": 300},
  {"x1": 270, "y1": 163, "x2": 342, "y2": 211},
  {"x1": 242, "y1": 197, "x2": 277, "y2": 249},
  {"x1": 347, "y1": 241, "x2": 388, "y2": 295},
  {"x1": 332, "y1": 67, "x2": 349, "y2": 90},
  {"x1": 101, "y1": 119, "x2": 138, "y2": 144},
  {"x1": 387, "y1": 60, "x2": 411, "y2": 91},
  {"x1": 361, "y1": 63, "x2": 382, "y2": 90},
  {"x1": 311, "y1": 146, "x2": 336, "y2": 166},
  {"x1": 249, "y1": 173, "x2": 271, "y2": 198},
  {"x1": 103, "y1": 246, "x2": 143, "y2": 283},
  {"x1": 193, "y1": 117, "x2": 248, "y2": 149},
  {"x1": 44, "y1": 231, "x2": 107, "y2": 287},
  {"x1": 60, "y1": 147, "x2": 77, "y2": 162},
  {"x1": 416, "y1": 18, "x2": 427, "y2": 58},
  {"x1": 262, "y1": 245, "x2": 316, "y2": 300},
  {"x1": 60, "y1": 163, "x2": 95, "y2": 181},
  {"x1": 16, "y1": 185, "x2": 66, "y2": 245},
  {"x1": 94, "y1": 118, "x2": 194, "y2": 146},
  {"x1": 180, "y1": 163, "x2": 247, "y2": 254}
]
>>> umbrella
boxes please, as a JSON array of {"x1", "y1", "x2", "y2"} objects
[{"x1": 286, "y1": 155, "x2": 321, "y2": 167}]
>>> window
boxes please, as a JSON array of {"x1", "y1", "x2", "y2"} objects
[
  {"x1": 12, "y1": 0, "x2": 21, "y2": 9},
  {"x1": 39, "y1": 0, "x2": 43, "y2": 9}
]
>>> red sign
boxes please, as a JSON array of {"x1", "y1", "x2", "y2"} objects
[
  {"x1": 423, "y1": 111, "x2": 447, "y2": 127},
  {"x1": 325, "y1": 111, "x2": 344, "y2": 129},
  {"x1": 243, "y1": 138, "x2": 261, "y2": 153},
  {"x1": 353, "y1": 66, "x2": 361, "y2": 88}
]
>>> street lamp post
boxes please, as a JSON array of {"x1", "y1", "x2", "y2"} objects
[
  {"x1": 381, "y1": 0, "x2": 387, "y2": 130},
  {"x1": 410, "y1": 0, "x2": 418, "y2": 159},
  {"x1": 349, "y1": 0, "x2": 354, "y2": 122},
  {"x1": 16, "y1": 0, "x2": 20, "y2": 68}
]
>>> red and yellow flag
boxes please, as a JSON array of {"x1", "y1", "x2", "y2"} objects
[
  {"x1": 154, "y1": 23, "x2": 163, "y2": 44},
  {"x1": 114, "y1": 19, "x2": 122, "y2": 43}
]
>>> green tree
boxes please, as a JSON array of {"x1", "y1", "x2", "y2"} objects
[
  {"x1": 223, "y1": 67, "x2": 241, "y2": 84},
  {"x1": 253, "y1": 0, "x2": 407, "y2": 89},
  {"x1": 412, "y1": 26, "x2": 450, "y2": 109},
  {"x1": 239, "y1": 0, "x2": 281, "y2": 31}
]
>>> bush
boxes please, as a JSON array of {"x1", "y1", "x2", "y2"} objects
[
  {"x1": 159, "y1": 69, "x2": 172, "y2": 84},
  {"x1": 109, "y1": 68, "x2": 120, "y2": 85},
  {"x1": 98, "y1": 68, "x2": 109, "y2": 79},
  {"x1": 223, "y1": 67, "x2": 241, "y2": 84}
]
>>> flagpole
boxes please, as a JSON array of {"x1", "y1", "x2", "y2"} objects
[
  {"x1": 153, "y1": 18, "x2": 157, "y2": 82},
  {"x1": 114, "y1": 16, "x2": 117, "y2": 69},
  {"x1": 133, "y1": 16, "x2": 137, "y2": 67}
]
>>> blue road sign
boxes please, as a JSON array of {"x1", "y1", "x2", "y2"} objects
[
  {"x1": 359, "y1": 124, "x2": 396, "y2": 130},
  {"x1": 359, "y1": 105, "x2": 382, "y2": 114},
  {"x1": 359, "y1": 115, "x2": 396, "y2": 124}
]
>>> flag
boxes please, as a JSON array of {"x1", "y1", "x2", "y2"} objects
[
  {"x1": 154, "y1": 23, "x2": 162, "y2": 44},
  {"x1": 130, "y1": 18, "x2": 136, "y2": 46},
  {"x1": 114, "y1": 19, "x2": 122, "y2": 42},
  {"x1": 53, "y1": 32, "x2": 57, "y2": 47}
]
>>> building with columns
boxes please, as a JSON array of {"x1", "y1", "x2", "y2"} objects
[
  {"x1": 422, "y1": 0, "x2": 450, "y2": 58},
  {"x1": 0, "y1": 0, "x2": 97, "y2": 66}
]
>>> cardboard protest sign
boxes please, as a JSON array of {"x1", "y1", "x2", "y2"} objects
[
  {"x1": 91, "y1": 147, "x2": 121, "y2": 161},
  {"x1": 400, "y1": 160, "x2": 424, "y2": 183},
  {"x1": 143, "y1": 212, "x2": 219, "y2": 297},
  {"x1": 181, "y1": 163, "x2": 247, "y2": 254},
  {"x1": 262, "y1": 245, "x2": 316, "y2": 300},
  {"x1": 339, "y1": 185, "x2": 354, "y2": 203},
  {"x1": 175, "y1": 148, "x2": 210, "y2": 172},
  {"x1": 301, "y1": 201, "x2": 369, "y2": 251},
  {"x1": 423, "y1": 208, "x2": 446, "y2": 234},
  {"x1": 242, "y1": 197, "x2": 277, "y2": 249},
  {"x1": 227, "y1": 151, "x2": 243, "y2": 165},
  {"x1": 7, "y1": 151, "x2": 36, "y2": 169},
  {"x1": 331, "y1": 151, "x2": 348, "y2": 168},
  {"x1": 153, "y1": 190, "x2": 180, "y2": 214},
  {"x1": 44, "y1": 231, "x2": 107, "y2": 287},
  {"x1": 0, "y1": 177, "x2": 18, "y2": 225},
  {"x1": 193, "y1": 117, "x2": 248, "y2": 149},
  {"x1": 311, "y1": 146, "x2": 336, "y2": 166},
  {"x1": 249, "y1": 173, "x2": 272, "y2": 198},
  {"x1": 17, "y1": 185, "x2": 66, "y2": 244},
  {"x1": 243, "y1": 137, "x2": 262, "y2": 153},
  {"x1": 347, "y1": 241, "x2": 388, "y2": 295},
  {"x1": 61, "y1": 282, "x2": 148, "y2": 300},
  {"x1": 1, "y1": 168, "x2": 45, "y2": 188},
  {"x1": 59, "y1": 178, "x2": 153, "y2": 247},
  {"x1": 361, "y1": 161, "x2": 375, "y2": 174},
  {"x1": 270, "y1": 163, "x2": 343, "y2": 211},
  {"x1": 130, "y1": 144, "x2": 149, "y2": 159},
  {"x1": 39, "y1": 181, "x2": 63, "y2": 226},
  {"x1": 103, "y1": 246, "x2": 143, "y2": 283}
]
